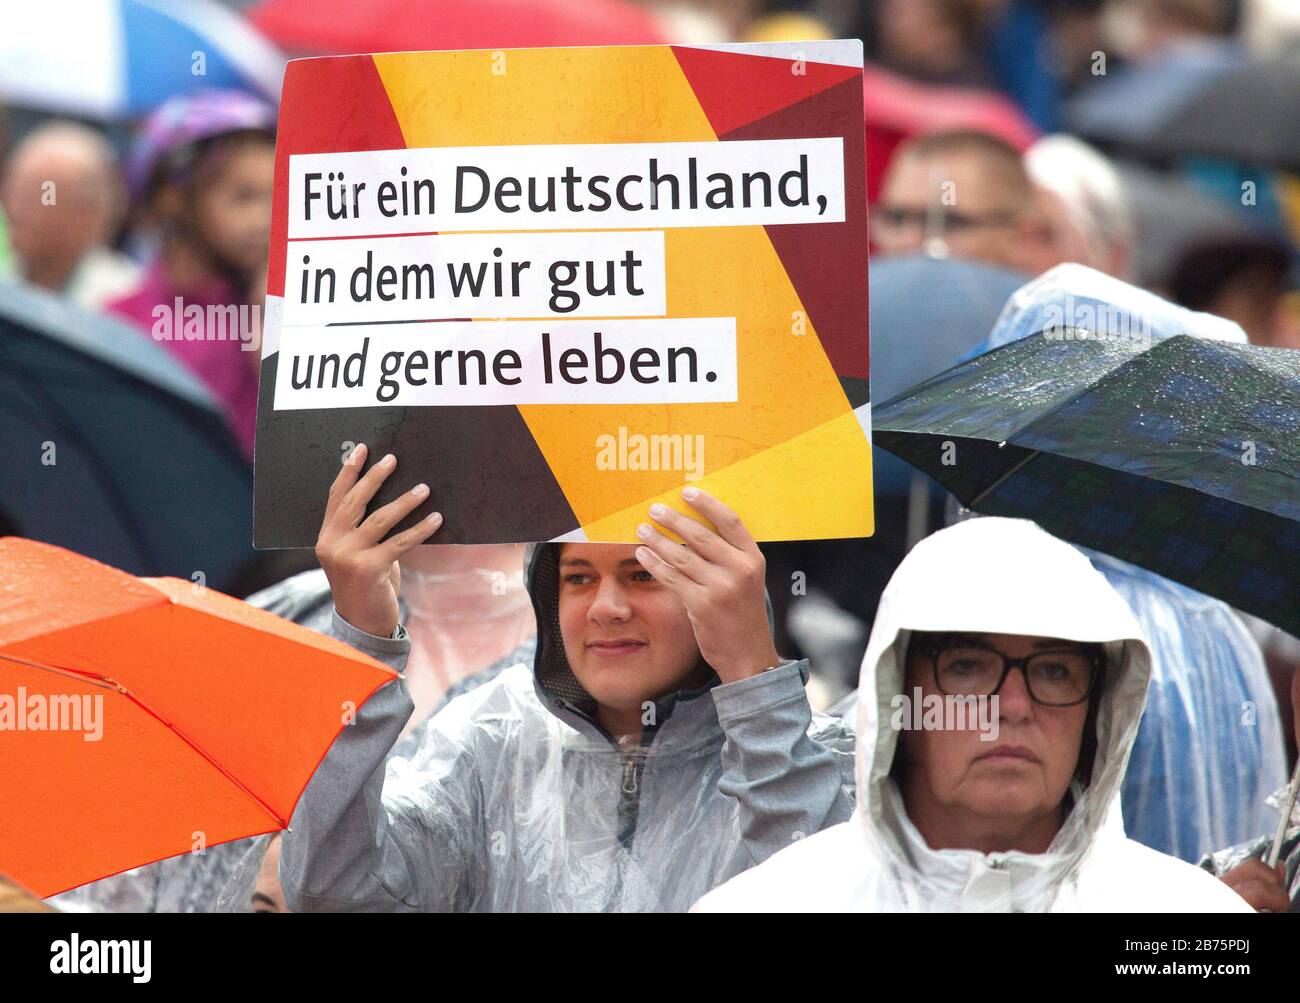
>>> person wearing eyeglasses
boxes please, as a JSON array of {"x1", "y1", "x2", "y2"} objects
[
  {"x1": 694, "y1": 516, "x2": 1252, "y2": 911},
  {"x1": 871, "y1": 129, "x2": 1063, "y2": 275}
]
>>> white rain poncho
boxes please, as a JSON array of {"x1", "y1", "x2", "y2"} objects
[
  {"x1": 695, "y1": 517, "x2": 1252, "y2": 911},
  {"x1": 280, "y1": 544, "x2": 856, "y2": 912}
]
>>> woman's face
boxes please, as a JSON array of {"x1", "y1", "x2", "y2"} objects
[
  {"x1": 557, "y1": 543, "x2": 704, "y2": 714},
  {"x1": 190, "y1": 137, "x2": 275, "y2": 277},
  {"x1": 899, "y1": 632, "x2": 1093, "y2": 832}
]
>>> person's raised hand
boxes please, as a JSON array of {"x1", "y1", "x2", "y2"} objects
[
  {"x1": 1219, "y1": 857, "x2": 1291, "y2": 912},
  {"x1": 316, "y1": 444, "x2": 442, "y2": 638},
  {"x1": 634, "y1": 487, "x2": 781, "y2": 684}
]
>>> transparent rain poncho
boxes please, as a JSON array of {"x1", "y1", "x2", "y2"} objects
[
  {"x1": 1090, "y1": 552, "x2": 1286, "y2": 861},
  {"x1": 968, "y1": 263, "x2": 1287, "y2": 862},
  {"x1": 975, "y1": 262, "x2": 1247, "y2": 352},
  {"x1": 278, "y1": 543, "x2": 857, "y2": 912}
]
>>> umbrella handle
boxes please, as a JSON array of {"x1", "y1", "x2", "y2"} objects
[{"x1": 1266, "y1": 757, "x2": 1300, "y2": 870}]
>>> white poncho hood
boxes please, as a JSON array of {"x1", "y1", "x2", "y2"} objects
[
  {"x1": 853, "y1": 516, "x2": 1148, "y2": 910},
  {"x1": 695, "y1": 517, "x2": 1252, "y2": 912}
]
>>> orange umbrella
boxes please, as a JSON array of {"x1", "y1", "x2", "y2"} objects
[{"x1": 0, "y1": 537, "x2": 397, "y2": 898}]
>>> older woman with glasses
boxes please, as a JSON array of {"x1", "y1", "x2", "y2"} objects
[{"x1": 695, "y1": 517, "x2": 1253, "y2": 912}]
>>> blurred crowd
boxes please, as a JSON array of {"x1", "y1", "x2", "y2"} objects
[
  {"x1": 3, "y1": 0, "x2": 1300, "y2": 911},
  {"x1": 3, "y1": 0, "x2": 1296, "y2": 575}
]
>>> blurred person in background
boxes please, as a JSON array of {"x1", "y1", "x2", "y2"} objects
[
  {"x1": 744, "y1": 7, "x2": 834, "y2": 42},
  {"x1": 1169, "y1": 236, "x2": 1299, "y2": 349},
  {"x1": 0, "y1": 121, "x2": 138, "y2": 308},
  {"x1": 872, "y1": 0, "x2": 1008, "y2": 88},
  {"x1": 1040, "y1": 0, "x2": 1114, "y2": 95},
  {"x1": 107, "y1": 90, "x2": 276, "y2": 460},
  {"x1": 1025, "y1": 133, "x2": 1135, "y2": 279},
  {"x1": 635, "y1": 0, "x2": 756, "y2": 40},
  {"x1": 872, "y1": 128, "x2": 1062, "y2": 273}
]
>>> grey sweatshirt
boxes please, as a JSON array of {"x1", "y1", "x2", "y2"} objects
[{"x1": 281, "y1": 544, "x2": 854, "y2": 912}]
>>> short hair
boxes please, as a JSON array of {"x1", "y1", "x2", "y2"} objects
[
  {"x1": 1170, "y1": 237, "x2": 1293, "y2": 310},
  {"x1": 890, "y1": 128, "x2": 1035, "y2": 204},
  {"x1": 1025, "y1": 134, "x2": 1133, "y2": 248},
  {"x1": 4, "y1": 120, "x2": 121, "y2": 217}
]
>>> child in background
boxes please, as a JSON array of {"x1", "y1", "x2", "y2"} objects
[{"x1": 108, "y1": 90, "x2": 276, "y2": 459}]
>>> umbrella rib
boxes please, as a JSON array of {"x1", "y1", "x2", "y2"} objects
[
  {"x1": 0, "y1": 652, "x2": 121, "y2": 691},
  {"x1": 0, "y1": 652, "x2": 289, "y2": 829},
  {"x1": 966, "y1": 447, "x2": 1041, "y2": 508}
]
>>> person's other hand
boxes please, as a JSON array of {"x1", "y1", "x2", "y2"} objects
[
  {"x1": 316, "y1": 443, "x2": 442, "y2": 638},
  {"x1": 1219, "y1": 858, "x2": 1291, "y2": 912},
  {"x1": 635, "y1": 487, "x2": 781, "y2": 684}
]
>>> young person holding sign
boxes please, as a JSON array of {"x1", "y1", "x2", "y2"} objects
[{"x1": 281, "y1": 445, "x2": 854, "y2": 912}]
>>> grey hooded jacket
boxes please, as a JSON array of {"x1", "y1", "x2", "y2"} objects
[{"x1": 280, "y1": 544, "x2": 855, "y2": 911}]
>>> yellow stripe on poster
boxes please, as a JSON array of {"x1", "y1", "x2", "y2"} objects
[
  {"x1": 373, "y1": 47, "x2": 717, "y2": 147},
  {"x1": 515, "y1": 223, "x2": 852, "y2": 530},
  {"x1": 582, "y1": 409, "x2": 873, "y2": 542}
]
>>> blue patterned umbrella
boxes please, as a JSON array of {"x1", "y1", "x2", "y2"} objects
[
  {"x1": 0, "y1": 0, "x2": 284, "y2": 120},
  {"x1": 874, "y1": 331, "x2": 1300, "y2": 635}
]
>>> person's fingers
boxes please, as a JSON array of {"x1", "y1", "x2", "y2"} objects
[
  {"x1": 379, "y1": 510, "x2": 444, "y2": 562},
  {"x1": 1232, "y1": 858, "x2": 1282, "y2": 882},
  {"x1": 331, "y1": 452, "x2": 398, "y2": 532},
  {"x1": 647, "y1": 502, "x2": 731, "y2": 566},
  {"x1": 322, "y1": 442, "x2": 367, "y2": 527},
  {"x1": 1222, "y1": 859, "x2": 1292, "y2": 912},
  {"x1": 1239, "y1": 879, "x2": 1291, "y2": 913},
  {"x1": 356, "y1": 481, "x2": 433, "y2": 546},
  {"x1": 636, "y1": 520, "x2": 715, "y2": 588},
  {"x1": 635, "y1": 543, "x2": 704, "y2": 600},
  {"x1": 680, "y1": 487, "x2": 756, "y2": 554}
]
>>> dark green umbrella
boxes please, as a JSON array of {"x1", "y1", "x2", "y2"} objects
[{"x1": 873, "y1": 331, "x2": 1300, "y2": 636}]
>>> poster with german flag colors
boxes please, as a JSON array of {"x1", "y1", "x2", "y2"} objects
[{"x1": 253, "y1": 41, "x2": 872, "y2": 547}]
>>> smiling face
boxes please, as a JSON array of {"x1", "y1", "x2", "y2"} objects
[
  {"x1": 898, "y1": 632, "x2": 1096, "y2": 850},
  {"x1": 556, "y1": 543, "x2": 705, "y2": 717}
]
